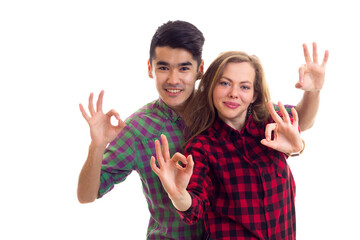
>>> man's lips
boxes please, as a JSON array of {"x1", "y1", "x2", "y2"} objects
[
  {"x1": 223, "y1": 101, "x2": 240, "y2": 109},
  {"x1": 164, "y1": 88, "x2": 184, "y2": 96},
  {"x1": 166, "y1": 89, "x2": 182, "y2": 94}
]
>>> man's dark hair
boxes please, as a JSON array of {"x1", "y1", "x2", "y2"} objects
[{"x1": 149, "y1": 20, "x2": 205, "y2": 68}]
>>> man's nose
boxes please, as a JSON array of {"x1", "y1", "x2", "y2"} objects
[{"x1": 167, "y1": 69, "x2": 180, "y2": 84}]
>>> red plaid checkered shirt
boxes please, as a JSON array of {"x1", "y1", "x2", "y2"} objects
[{"x1": 179, "y1": 114, "x2": 297, "y2": 240}]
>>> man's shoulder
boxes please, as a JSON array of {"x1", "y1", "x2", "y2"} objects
[
  {"x1": 122, "y1": 99, "x2": 171, "y2": 139},
  {"x1": 125, "y1": 99, "x2": 162, "y2": 122}
]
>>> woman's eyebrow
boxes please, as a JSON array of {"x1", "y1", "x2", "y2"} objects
[{"x1": 221, "y1": 76, "x2": 252, "y2": 84}]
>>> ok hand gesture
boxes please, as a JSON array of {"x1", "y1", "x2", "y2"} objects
[
  {"x1": 79, "y1": 90, "x2": 126, "y2": 148},
  {"x1": 150, "y1": 134, "x2": 193, "y2": 210},
  {"x1": 261, "y1": 102, "x2": 303, "y2": 155},
  {"x1": 296, "y1": 42, "x2": 329, "y2": 92}
]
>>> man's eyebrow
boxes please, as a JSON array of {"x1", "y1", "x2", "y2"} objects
[
  {"x1": 178, "y1": 61, "x2": 193, "y2": 67},
  {"x1": 156, "y1": 61, "x2": 170, "y2": 66},
  {"x1": 155, "y1": 61, "x2": 193, "y2": 67}
]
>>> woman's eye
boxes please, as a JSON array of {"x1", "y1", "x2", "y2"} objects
[{"x1": 220, "y1": 81, "x2": 230, "y2": 86}]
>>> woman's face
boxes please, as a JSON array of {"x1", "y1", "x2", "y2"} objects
[{"x1": 212, "y1": 62, "x2": 257, "y2": 130}]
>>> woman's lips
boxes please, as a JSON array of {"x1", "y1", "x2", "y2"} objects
[{"x1": 223, "y1": 101, "x2": 240, "y2": 109}]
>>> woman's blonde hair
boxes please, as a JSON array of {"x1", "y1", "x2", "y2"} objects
[{"x1": 183, "y1": 51, "x2": 271, "y2": 142}]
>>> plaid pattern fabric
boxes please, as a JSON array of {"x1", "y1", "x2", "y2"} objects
[
  {"x1": 179, "y1": 111, "x2": 297, "y2": 240},
  {"x1": 99, "y1": 98, "x2": 204, "y2": 240}
]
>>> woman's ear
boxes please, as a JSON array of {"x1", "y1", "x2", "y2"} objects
[
  {"x1": 251, "y1": 93, "x2": 258, "y2": 103},
  {"x1": 148, "y1": 59, "x2": 153, "y2": 78}
]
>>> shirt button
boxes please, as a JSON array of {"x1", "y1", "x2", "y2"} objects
[{"x1": 266, "y1": 206, "x2": 273, "y2": 212}]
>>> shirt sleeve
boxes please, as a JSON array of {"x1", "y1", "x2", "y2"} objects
[
  {"x1": 177, "y1": 137, "x2": 215, "y2": 225},
  {"x1": 98, "y1": 125, "x2": 137, "y2": 198},
  {"x1": 273, "y1": 103, "x2": 295, "y2": 117}
]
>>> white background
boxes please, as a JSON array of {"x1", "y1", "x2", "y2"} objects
[{"x1": 1, "y1": 0, "x2": 359, "y2": 239}]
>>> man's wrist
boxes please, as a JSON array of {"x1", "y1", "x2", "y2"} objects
[
  {"x1": 88, "y1": 142, "x2": 107, "y2": 164},
  {"x1": 89, "y1": 141, "x2": 108, "y2": 150},
  {"x1": 304, "y1": 89, "x2": 321, "y2": 96}
]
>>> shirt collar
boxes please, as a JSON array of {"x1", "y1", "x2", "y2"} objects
[
  {"x1": 213, "y1": 114, "x2": 265, "y2": 140},
  {"x1": 155, "y1": 98, "x2": 181, "y2": 122}
]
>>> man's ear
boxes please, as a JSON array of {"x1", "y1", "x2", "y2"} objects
[
  {"x1": 148, "y1": 59, "x2": 153, "y2": 78},
  {"x1": 197, "y1": 60, "x2": 205, "y2": 79}
]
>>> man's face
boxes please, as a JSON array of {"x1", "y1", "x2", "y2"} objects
[{"x1": 148, "y1": 46, "x2": 203, "y2": 115}]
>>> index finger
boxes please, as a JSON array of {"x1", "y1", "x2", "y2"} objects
[{"x1": 184, "y1": 155, "x2": 194, "y2": 175}]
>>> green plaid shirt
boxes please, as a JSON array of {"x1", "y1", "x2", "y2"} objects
[{"x1": 98, "y1": 98, "x2": 205, "y2": 239}]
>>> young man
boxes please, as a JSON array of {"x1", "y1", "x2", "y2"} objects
[
  {"x1": 78, "y1": 20, "x2": 206, "y2": 239},
  {"x1": 77, "y1": 20, "x2": 328, "y2": 239}
]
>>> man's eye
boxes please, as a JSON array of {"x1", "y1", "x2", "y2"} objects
[
  {"x1": 159, "y1": 67, "x2": 169, "y2": 71},
  {"x1": 180, "y1": 67, "x2": 190, "y2": 71}
]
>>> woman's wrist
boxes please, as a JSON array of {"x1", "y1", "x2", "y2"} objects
[
  {"x1": 286, "y1": 139, "x2": 305, "y2": 157},
  {"x1": 169, "y1": 190, "x2": 192, "y2": 212}
]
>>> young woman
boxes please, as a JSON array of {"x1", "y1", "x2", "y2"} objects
[{"x1": 151, "y1": 51, "x2": 305, "y2": 239}]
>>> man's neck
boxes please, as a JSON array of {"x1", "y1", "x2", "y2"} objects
[{"x1": 172, "y1": 106, "x2": 184, "y2": 118}]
